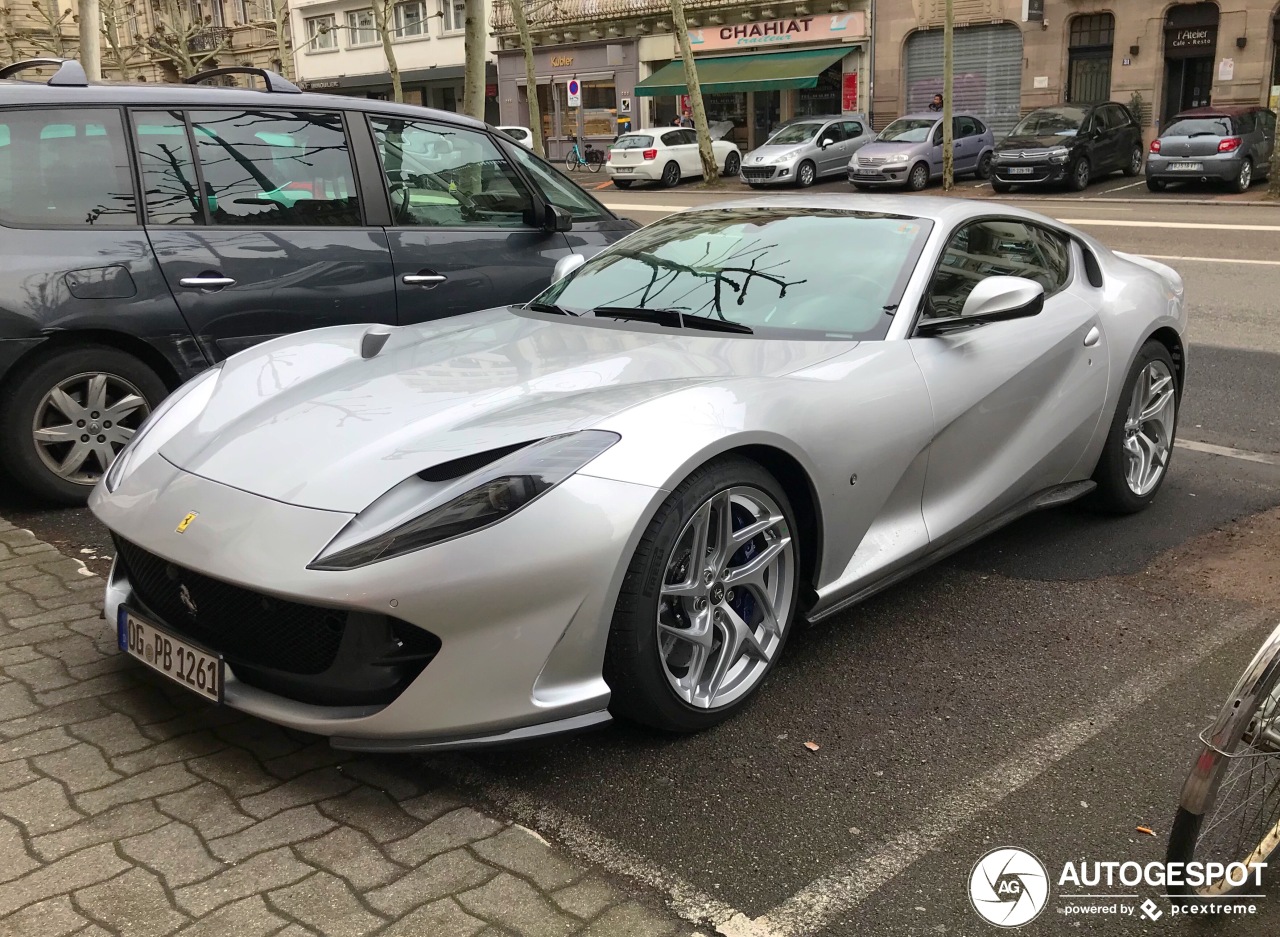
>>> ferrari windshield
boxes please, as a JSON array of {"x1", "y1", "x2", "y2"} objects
[{"x1": 533, "y1": 208, "x2": 932, "y2": 340}]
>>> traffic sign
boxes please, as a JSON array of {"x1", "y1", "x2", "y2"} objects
[{"x1": 567, "y1": 78, "x2": 581, "y2": 108}]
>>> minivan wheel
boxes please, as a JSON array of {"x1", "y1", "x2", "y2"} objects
[
  {"x1": 1124, "y1": 146, "x2": 1143, "y2": 177},
  {"x1": 907, "y1": 161, "x2": 930, "y2": 191},
  {"x1": 0, "y1": 346, "x2": 167, "y2": 504},
  {"x1": 1233, "y1": 158, "x2": 1253, "y2": 193},
  {"x1": 1068, "y1": 157, "x2": 1091, "y2": 192},
  {"x1": 991, "y1": 180, "x2": 1012, "y2": 194}
]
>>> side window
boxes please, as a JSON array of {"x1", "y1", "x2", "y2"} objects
[
  {"x1": 189, "y1": 110, "x2": 359, "y2": 226},
  {"x1": 504, "y1": 141, "x2": 609, "y2": 221},
  {"x1": 1262, "y1": 111, "x2": 1277, "y2": 137},
  {"x1": 370, "y1": 117, "x2": 533, "y2": 228},
  {"x1": 971, "y1": 117, "x2": 988, "y2": 136},
  {"x1": 661, "y1": 130, "x2": 683, "y2": 147},
  {"x1": 1236, "y1": 112, "x2": 1255, "y2": 134},
  {"x1": 924, "y1": 220, "x2": 1070, "y2": 319},
  {"x1": 132, "y1": 110, "x2": 202, "y2": 225},
  {"x1": 682, "y1": 129, "x2": 699, "y2": 145},
  {"x1": 844, "y1": 121, "x2": 864, "y2": 138},
  {"x1": 822, "y1": 123, "x2": 842, "y2": 143},
  {"x1": 0, "y1": 108, "x2": 136, "y2": 227},
  {"x1": 932, "y1": 122, "x2": 944, "y2": 146}
]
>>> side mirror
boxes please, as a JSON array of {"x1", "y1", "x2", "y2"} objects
[
  {"x1": 820, "y1": 137, "x2": 834, "y2": 149},
  {"x1": 551, "y1": 253, "x2": 586, "y2": 284},
  {"x1": 917, "y1": 277, "x2": 1045, "y2": 335},
  {"x1": 543, "y1": 204, "x2": 574, "y2": 234}
]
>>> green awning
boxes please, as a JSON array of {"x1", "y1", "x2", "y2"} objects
[{"x1": 635, "y1": 47, "x2": 849, "y2": 97}]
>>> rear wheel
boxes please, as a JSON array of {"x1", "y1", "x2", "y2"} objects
[
  {"x1": 1233, "y1": 158, "x2": 1254, "y2": 193},
  {"x1": 661, "y1": 161, "x2": 681, "y2": 188},
  {"x1": 0, "y1": 345, "x2": 167, "y2": 504},
  {"x1": 604, "y1": 457, "x2": 799, "y2": 732},
  {"x1": 796, "y1": 160, "x2": 817, "y2": 188},
  {"x1": 564, "y1": 153, "x2": 578, "y2": 173},
  {"x1": 612, "y1": 179, "x2": 633, "y2": 189},
  {"x1": 586, "y1": 149, "x2": 604, "y2": 173},
  {"x1": 1091, "y1": 340, "x2": 1178, "y2": 514},
  {"x1": 1147, "y1": 177, "x2": 1167, "y2": 192},
  {"x1": 975, "y1": 151, "x2": 993, "y2": 180},
  {"x1": 906, "y1": 161, "x2": 930, "y2": 191},
  {"x1": 1124, "y1": 145, "x2": 1143, "y2": 177},
  {"x1": 722, "y1": 152, "x2": 741, "y2": 177},
  {"x1": 1068, "y1": 156, "x2": 1091, "y2": 191}
]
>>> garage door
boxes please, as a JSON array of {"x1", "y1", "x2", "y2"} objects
[{"x1": 904, "y1": 24, "x2": 1023, "y2": 136}]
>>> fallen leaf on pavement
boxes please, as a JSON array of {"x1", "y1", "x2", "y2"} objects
[{"x1": 804, "y1": 741, "x2": 820, "y2": 752}]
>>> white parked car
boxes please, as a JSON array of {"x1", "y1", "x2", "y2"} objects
[
  {"x1": 497, "y1": 126, "x2": 535, "y2": 149},
  {"x1": 606, "y1": 125, "x2": 741, "y2": 188}
]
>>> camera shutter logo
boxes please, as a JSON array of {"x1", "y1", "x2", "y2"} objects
[{"x1": 969, "y1": 847, "x2": 1050, "y2": 927}]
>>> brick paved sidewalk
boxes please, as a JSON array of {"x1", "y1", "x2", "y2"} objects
[{"x1": 0, "y1": 518, "x2": 701, "y2": 937}]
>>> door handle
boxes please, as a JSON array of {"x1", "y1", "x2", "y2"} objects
[
  {"x1": 1084, "y1": 326, "x2": 1101, "y2": 347},
  {"x1": 402, "y1": 274, "x2": 447, "y2": 286},
  {"x1": 179, "y1": 275, "x2": 236, "y2": 289}
]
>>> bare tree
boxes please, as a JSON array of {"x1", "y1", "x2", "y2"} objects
[
  {"x1": 146, "y1": 0, "x2": 228, "y2": 79},
  {"x1": 99, "y1": 0, "x2": 151, "y2": 78},
  {"x1": 670, "y1": 0, "x2": 719, "y2": 183},
  {"x1": 507, "y1": 0, "x2": 544, "y2": 155},
  {"x1": 4, "y1": 0, "x2": 77, "y2": 59},
  {"x1": 461, "y1": 0, "x2": 485, "y2": 119},
  {"x1": 1270, "y1": 125, "x2": 1280, "y2": 200},
  {"x1": 369, "y1": 0, "x2": 402, "y2": 102},
  {"x1": 77, "y1": 0, "x2": 101, "y2": 78},
  {"x1": 251, "y1": 0, "x2": 291, "y2": 78}
]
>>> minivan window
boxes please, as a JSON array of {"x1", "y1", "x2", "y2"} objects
[
  {"x1": 1010, "y1": 107, "x2": 1087, "y2": 138},
  {"x1": 0, "y1": 108, "x2": 136, "y2": 227},
  {"x1": 371, "y1": 117, "x2": 533, "y2": 227},
  {"x1": 189, "y1": 110, "x2": 361, "y2": 226},
  {"x1": 1163, "y1": 117, "x2": 1232, "y2": 137},
  {"x1": 877, "y1": 118, "x2": 936, "y2": 143},
  {"x1": 132, "y1": 111, "x2": 202, "y2": 225}
]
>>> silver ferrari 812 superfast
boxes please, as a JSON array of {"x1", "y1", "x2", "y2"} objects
[{"x1": 90, "y1": 195, "x2": 1186, "y2": 750}]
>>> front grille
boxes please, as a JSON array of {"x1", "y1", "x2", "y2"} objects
[
  {"x1": 857, "y1": 155, "x2": 888, "y2": 166},
  {"x1": 113, "y1": 536, "x2": 441, "y2": 705},
  {"x1": 742, "y1": 166, "x2": 776, "y2": 180}
]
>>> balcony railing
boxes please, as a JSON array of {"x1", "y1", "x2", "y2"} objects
[{"x1": 187, "y1": 26, "x2": 232, "y2": 52}]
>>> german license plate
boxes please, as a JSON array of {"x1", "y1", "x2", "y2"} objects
[
  {"x1": 1169, "y1": 162, "x2": 1202, "y2": 171},
  {"x1": 1007, "y1": 167, "x2": 1034, "y2": 175},
  {"x1": 119, "y1": 607, "x2": 223, "y2": 702}
]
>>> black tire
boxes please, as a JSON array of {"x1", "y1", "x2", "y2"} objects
[
  {"x1": 796, "y1": 159, "x2": 817, "y2": 188},
  {"x1": 722, "y1": 152, "x2": 741, "y2": 178},
  {"x1": 0, "y1": 345, "x2": 168, "y2": 505},
  {"x1": 564, "y1": 153, "x2": 577, "y2": 173},
  {"x1": 1146, "y1": 177, "x2": 1167, "y2": 192},
  {"x1": 1233, "y1": 158, "x2": 1254, "y2": 193},
  {"x1": 585, "y1": 149, "x2": 604, "y2": 173},
  {"x1": 612, "y1": 179, "x2": 633, "y2": 189},
  {"x1": 975, "y1": 151, "x2": 993, "y2": 180},
  {"x1": 660, "y1": 161, "x2": 681, "y2": 188},
  {"x1": 906, "y1": 161, "x2": 930, "y2": 191},
  {"x1": 1123, "y1": 145, "x2": 1143, "y2": 177},
  {"x1": 1090, "y1": 340, "x2": 1179, "y2": 515},
  {"x1": 604, "y1": 456, "x2": 800, "y2": 732},
  {"x1": 991, "y1": 179, "x2": 1012, "y2": 194},
  {"x1": 1068, "y1": 156, "x2": 1091, "y2": 192}
]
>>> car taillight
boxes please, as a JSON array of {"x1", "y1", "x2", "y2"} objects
[
  {"x1": 606, "y1": 149, "x2": 611, "y2": 161},
  {"x1": 1218, "y1": 136, "x2": 1242, "y2": 152},
  {"x1": 1149, "y1": 139, "x2": 1161, "y2": 153},
  {"x1": 642, "y1": 148, "x2": 657, "y2": 160}
]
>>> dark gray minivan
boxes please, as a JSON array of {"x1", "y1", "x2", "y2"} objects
[{"x1": 0, "y1": 59, "x2": 637, "y2": 503}]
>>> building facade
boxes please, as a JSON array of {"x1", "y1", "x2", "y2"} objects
[
  {"x1": 872, "y1": 1, "x2": 1280, "y2": 138},
  {"x1": 491, "y1": 1, "x2": 871, "y2": 158},
  {"x1": 290, "y1": 0, "x2": 497, "y2": 119}
]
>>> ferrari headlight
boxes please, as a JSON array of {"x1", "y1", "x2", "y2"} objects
[
  {"x1": 309, "y1": 430, "x2": 620, "y2": 570},
  {"x1": 102, "y1": 365, "x2": 222, "y2": 493}
]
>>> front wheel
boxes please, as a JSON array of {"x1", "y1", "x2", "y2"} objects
[
  {"x1": 1166, "y1": 622, "x2": 1280, "y2": 899},
  {"x1": 564, "y1": 153, "x2": 578, "y2": 173},
  {"x1": 604, "y1": 457, "x2": 799, "y2": 732},
  {"x1": 1068, "y1": 156, "x2": 1091, "y2": 191},
  {"x1": 1124, "y1": 146, "x2": 1143, "y2": 177},
  {"x1": 796, "y1": 160, "x2": 816, "y2": 188},
  {"x1": 722, "y1": 151, "x2": 741, "y2": 178},
  {"x1": 1091, "y1": 340, "x2": 1178, "y2": 514},
  {"x1": 661, "y1": 161, "x2": 681, "y2": 188},
  {"x1": 991, "y1": 179, "x2": 1012, "y2": 194},
  {"x1": 906, "y1": 161, "x2": 930, "y2": 191}
]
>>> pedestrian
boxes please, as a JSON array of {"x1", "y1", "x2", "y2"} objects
[
  {"x1": 680, "y1": 109, "x2": 694, "y2": 128},
  {"x1": 671, "y1": 114, "x2": 684, "y2": 127},
  {"x1": 928, "y1": 93, "x2": 944, "y2": 112}
]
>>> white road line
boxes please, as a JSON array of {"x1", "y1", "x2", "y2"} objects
[
  {"x1": 427, "y1": 752, "x2": 755, "y2": 934},
  {"x1": 1103, "y1": 180, "x2": 1148, "y2": 193},
  {"x1": 1177, "y1": 439, "x2": 1280, "y2": 465},
  {"x1": 1146, "y1": 253, "x2": 1280, "y2": 267},
  {"x1": 748, "y1": 608, "x2": 1274, "y2": 937}
]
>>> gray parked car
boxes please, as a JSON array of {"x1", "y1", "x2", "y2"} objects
[
  {"x1": 740, "y1": 114, "x2": 872, "y2": 188},
  {"x1": 1146, "y1": 105, "x2": 1276, "y2": 193},
  {"x1": 848, "y1": 112, "x2": 995, "y2": 191}
]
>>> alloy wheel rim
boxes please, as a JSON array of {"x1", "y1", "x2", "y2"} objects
[
  {"x1": 912, "y1": 166, "x2": 926, "y2": 188},
  {"x1": 1122, "y1": 360, "x2": 1176, "y2": 497},
  {"x1": 1130, "y1": 149, "x2": 1141, "y2": 173},
  {"x1": 1076, "y1": 161, "x2": 1089, "y2": 186},
  {"x1": 657, "y1": 486, "x2": 795, "y2": 710},
  {"x1": 32, "y1": 371, "x2": 150, "y2": 485},
  {"x1": 664, "y1": 164, "x2": 679, "y2": 185},
  {"x1": 800, "y1": 163, "x2": 814, "y2": 185},
  {"x1": 1241, "y1": 162, "x2": 1252, "y2": 188}
]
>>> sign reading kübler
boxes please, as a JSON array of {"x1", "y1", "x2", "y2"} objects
[{"x1": 689, "y1": 12, "x2": 867, "y2": 52}]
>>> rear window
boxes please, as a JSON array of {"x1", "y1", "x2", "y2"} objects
[
  {"x1": 613, "y1": 135, "x2": 654, "y2": 149},
  {"x1": 0, "y1": 108, "x2": 137, "y2": 227},
  {"x1": 1163, "y1": 117, "x2": 1232, "y2": 138}
]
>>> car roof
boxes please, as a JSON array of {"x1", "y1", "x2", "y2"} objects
[
  {"x1": 895, "y1": 112, "x2": 983, "y2": 121},
  {"x1": 1171, "y1": 105, "x2": 1261, "y2": 119}
]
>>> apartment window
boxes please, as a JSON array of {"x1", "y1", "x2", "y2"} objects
[
  {"x1": 188, "y1": 0, "x2": 224, "y2": 26},
  {"x1": 259, "y1": 0, "x2": 274, "y2": 16},
  {"x1": 347, "y1": 9, "x2": 377, "y2": 46},
  {"x1": 394, "y1": 1, "x2": 425, "y2": 37},
  {"x1": 306, "y1": 14, "x2": 337, "y2": 50},
  {"x1": 440, "y1": 0, "x2": 465, "y2": 33},
  {"x1": 231, "y1": 0, "x2": 247, "y2": 22}
]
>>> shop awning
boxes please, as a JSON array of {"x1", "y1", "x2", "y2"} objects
[{"x1": 635, "y1": 47, "x2": 849, "y2": 97}]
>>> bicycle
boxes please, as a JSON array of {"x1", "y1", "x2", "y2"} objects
[
  {"x1": 1166, "y1": 620, "x2": 1280, "y2": 899},
  {"x1": 564, "y1": 141, "x2": 604, "y2": 174}
]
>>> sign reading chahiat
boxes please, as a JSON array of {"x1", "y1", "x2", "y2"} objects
[{"x1": 690, "y1": 12, "x2": 867, "y2": 52}]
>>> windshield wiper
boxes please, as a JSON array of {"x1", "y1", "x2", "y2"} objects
[
  {"x1": 591, "y1": 306, "x2": 753, "y2": 334},
  {"x1": 526, "y1": 300, "x2": 577, "y2": 316}
]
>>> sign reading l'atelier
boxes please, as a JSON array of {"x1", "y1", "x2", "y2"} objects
[{"x1": 690, "y1": 12, "x2": 867, "y2": 51}]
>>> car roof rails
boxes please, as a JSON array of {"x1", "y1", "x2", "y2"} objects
[
  {"x1": 0, "y1": 57, "x2": 89, "y2": 87},
  {"x1": 184, "y1": 66, "x2": 302, "y2": 94}
]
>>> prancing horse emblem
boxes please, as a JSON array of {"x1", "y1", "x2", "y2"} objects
[
  {"x1": 179, "y1": 584, "x2": 198, "y2": 617},
  {"x1": 176, "y1": 511, "x2": 198, "y2": 533}
]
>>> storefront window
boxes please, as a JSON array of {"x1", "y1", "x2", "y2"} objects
[
  {"x1": 797, "y1": 64, "x2": 841, "y2": 116},
  {"x1": 581, "y1": 80, "x2": 616, "y2": 137},
  {"x1": 702, "y1": 92, "x2": 747, "y2": 150}
]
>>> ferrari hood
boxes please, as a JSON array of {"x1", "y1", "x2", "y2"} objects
[{"x1": 159, "y1": 309, "x2": 850, "y2": 512}]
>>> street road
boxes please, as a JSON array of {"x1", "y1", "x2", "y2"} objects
[{"x1": 3, "y1": 185, "x2": 1280, "y2": 935}]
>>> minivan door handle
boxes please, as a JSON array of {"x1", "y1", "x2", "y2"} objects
[
  {"x1": 179, "y1": 274, "x2": 236, "y2": 290},
  {"x1": 402, "y1": 273, "x2": 447, "y2": 287}
]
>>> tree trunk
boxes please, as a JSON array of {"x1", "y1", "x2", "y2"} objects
[
  {"x1": 78, "y1": 0, "x2": 102, "y2": 79},
  {"x1": 941, "y1": 0, "x2": 953, "y2": 191},
  {"x1": 274, "y1": 2, "x2": 290, "y2": 77},
  {"x1": 508, "y1": 0, "x2": 543, "y2": 156},
  {"x1": 671, "y1": 0, "x2": 719, "y2": 184},
  {"x1": 370, "y1": 0, "x2": 402, "y2": 102},
  {"x1": 461, "y1": 0, "x2": 487, "y2": 120},
  {"x1": 1269, "y1": 128, "x2": 1280, "y2": 200}
]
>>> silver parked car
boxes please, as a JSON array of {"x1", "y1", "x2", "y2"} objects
[
  {"x1": 740, "y1": 114, "x2": 873, "y2": 188},
  {"x1": 91, "y1": 196, "x2": 1185, "y2": 749},
  {"x1": 849, "y1": 112, "x2": 995, "y2": 190},
  {"x1": 1146, "y1": 106, "x2": 1276, "y2": 193}
]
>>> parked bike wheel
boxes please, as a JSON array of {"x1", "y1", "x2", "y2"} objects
[
  {"x1": 564, "y1": 152, "x2": 578, "y2": 172},
  {"x1": 1167, "y1": 621, "x2": 1280, "y2": 899},
  {"x1": 586, "y1": 149, "x2": 604, "y2": 173}
]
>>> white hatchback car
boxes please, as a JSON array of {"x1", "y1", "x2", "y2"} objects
[
  {"x1": 497, "y1": 126, "x2": 535, "y2": 149},
  {"x1": 606, "y1": 125, "x2": 741, "y2": 188}
]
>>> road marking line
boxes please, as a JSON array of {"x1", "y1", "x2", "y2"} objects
[
  {"x1": 595, "y1": 181, "x2": 614, "y2": 190},
  {"x1": 1177, "y1": 439, "x2": 1280, "y2": 465},
  {"x1": 1105, "y1": 180, "x2": 1148, "y2": 193},
  {"x1": 427, "y1": 753, "x2": 758, "y2": 934},
  {"x1": 1145, "y1": 253, "x2": 1280, "y2": 267},
  {"x1": 749, "y1": 608, "x2": 1274, "y2": 937}
]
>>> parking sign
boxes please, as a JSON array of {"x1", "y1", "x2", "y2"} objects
[{"x1": 567, "y1": 79, "x2": 581, "y2": 107}]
